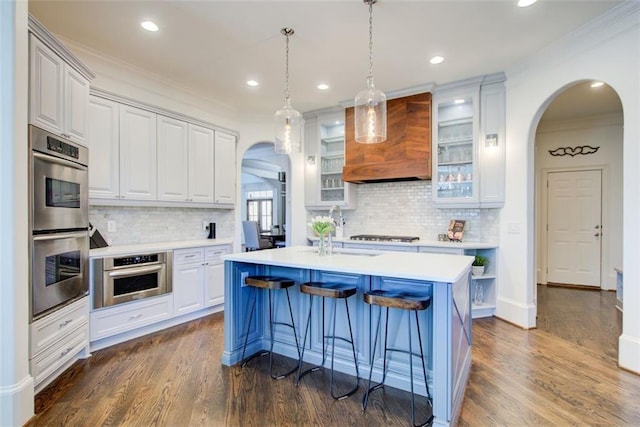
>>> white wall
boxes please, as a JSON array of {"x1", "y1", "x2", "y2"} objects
[
  {"x1": 535, "y1": 113, "x2": 623, "y2": 290},
  {"x1": 0, "y1": 2, "x2": 33, "y2": 425},
  {"x1": 502, "y1": 4, "x2": 639, "y2": 373}
]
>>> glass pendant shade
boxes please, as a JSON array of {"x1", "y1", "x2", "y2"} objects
[
  {"x1": 274, "y1": 97, "x2": 302, "y2": 154},
  {"x1": 354, "y1": 76, "x2": 387, "y2": 144}
]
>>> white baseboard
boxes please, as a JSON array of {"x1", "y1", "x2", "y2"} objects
[
  {"x1": 495, "y1": 296, "x2": 537, "y2": 328},
  {"x1": 619, "y1": 334, "x2": 640, "y2": 374},
  {"x1": 0, "y1": 375, "x2": 34, "y2": 426}
]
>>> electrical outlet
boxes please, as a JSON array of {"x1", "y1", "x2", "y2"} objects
[
  {"x1": 107, "y1": 220, "x2": 116, "y2": 233},
  {"x1": 240, "y1": 272, "x2": 249, "y2": 287},
  {"x1": 202, "y1": 221, "x2": 209, "y2": 231}
]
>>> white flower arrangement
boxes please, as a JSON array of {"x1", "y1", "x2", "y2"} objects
[{"x1": 308, "y1": 215, "x2": 335, "y2": 236}]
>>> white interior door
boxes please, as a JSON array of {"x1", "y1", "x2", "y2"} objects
[{"x1": 547, "y1": 170, "x2": 602, "y2": 287}]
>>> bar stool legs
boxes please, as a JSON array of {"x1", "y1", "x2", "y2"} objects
[
  {"x1": 240, "y1": 277, "x2": 300, "y2": 380},
  {"x1": 296, "y1": 283, "x2": 359, "y2": 400},
  {"x1": 362, "y1": 303, "x2": 433, "y2": 427}
]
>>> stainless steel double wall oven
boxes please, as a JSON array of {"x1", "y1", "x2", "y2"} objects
[{"x1": 29, "y1": 125, "x2": 89, "y2": 321}]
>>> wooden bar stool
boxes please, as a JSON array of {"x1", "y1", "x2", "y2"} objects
[
  {"x1": 296, "y1": 282, "x2": 359, "y2": 400},
  {"x1": 240, "y1": 275, "x2": 300, "y2": 380},
  {"x1": 362, "y1": 289, "x2": 433, "y2": 427}
]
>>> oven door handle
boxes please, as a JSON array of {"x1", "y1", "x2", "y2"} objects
[
  {"x1": 107, "y1": 264, "x2": 163, "y2": 278},
  {"x1": 32, "y1": 231, "x2": 87, "y2": 241},
  {"x1": 33, "y1": 151, "x2": 88, "y2": 171}
]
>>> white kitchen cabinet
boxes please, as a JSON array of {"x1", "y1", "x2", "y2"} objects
[
  {"x1": 90, "y1": 294, "x2": 173, "y2": 341},
  {"x1": 173, "y1": 248, "x2": 206, "y2": 316},
  {"x1": 29, "y1": 34, "x2": 90, "y2": 145},
  {"x1": 304, "y1": 109, "x2": 357, "y2": 210},
  {"x1": 88, "y1": 96, "x2": 120, "y2": 199},
  {"x1": 432, "y1": 74, "x2": 505, "y2": 208},
  {"x1": 29, "y1": 296, "x2": 90, "y2": 392},
  {"x1": 119, "y1": 104, "x2": 157, "y2": 200},
  {"x1": 204, "y1": 246, "x2": 230, "y2": 307},
  {"x1": 214, "y1": 131, "x2": 236, "y2": 205},
  {"x1": 173, "y1": 245, "x2": 230, "y2": 314},
  {"x1": 188, "y1": 124, "x2": 215, "y2": 203},
  {"x1": 478, "y1": 81, "x2": 506, "y2": 208},
  {"x1": 158, "y1": 119, "x2": 216, "y2": 203},
  {"x1": 432, "y1": 83, "x2": 481, "y2": 206},
  {"x1": 157, "y1": 115, "x2": 189, "y2": 202}
]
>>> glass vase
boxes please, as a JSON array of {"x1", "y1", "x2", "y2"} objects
[
  {"x1": 318, "y1": 233, "x2": 327, "y2": 256},
  {"x1": 473, "y1": 281, "x2": 484, "y2": 305}
]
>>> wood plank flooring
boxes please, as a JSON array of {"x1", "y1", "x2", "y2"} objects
[{"x1": 28, "y1": 286, "x2": 639, "y2": 426}]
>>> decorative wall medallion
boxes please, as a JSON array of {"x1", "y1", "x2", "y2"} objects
[{"x1": 548, "y1": 145, "x2": 600, "y2": 157}]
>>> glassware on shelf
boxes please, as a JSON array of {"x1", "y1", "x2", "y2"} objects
[{"x1": 473, "y1": 281, "x2": 484, "y2": 305}]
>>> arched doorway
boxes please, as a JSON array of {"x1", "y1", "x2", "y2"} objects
[
  {"x1": 533, "y1": 80, "x2": 623, "y2": 358},
  {"x1": 240, "y1": 142, "x2": 291, "y2": 248}
]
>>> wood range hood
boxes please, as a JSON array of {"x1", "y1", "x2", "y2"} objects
[{"x1": 343, "y1": 92, "x2": 432, "y2": 183}]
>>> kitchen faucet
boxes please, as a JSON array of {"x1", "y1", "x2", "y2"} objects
[{"x1": 329, "y1": 205, "x2": 344, "y2": 228}]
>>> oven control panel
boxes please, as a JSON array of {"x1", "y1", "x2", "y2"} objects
[{"x1": 113, "y1": 254, "x2": 159, "y2": 267}]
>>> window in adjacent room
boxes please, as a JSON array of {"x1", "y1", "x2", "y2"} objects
[{"x1": 246, "y1": 190, "x2": 273, "y2": 232}]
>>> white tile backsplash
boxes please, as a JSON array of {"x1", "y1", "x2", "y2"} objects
[
  {"x1": 309, "y1": 181, "x2": 499, "y2": 242},
  {"x1": 89, "y1": 206, "x2": 235, "y2": 246}
]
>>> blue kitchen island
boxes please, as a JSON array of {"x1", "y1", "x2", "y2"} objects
[{"x1": 222, "y1": 246, "x2": 474, "y2": 426}]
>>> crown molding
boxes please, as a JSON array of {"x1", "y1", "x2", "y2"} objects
[{"x1": 90, "y1": 87, "x2": 239, "y2": 138}]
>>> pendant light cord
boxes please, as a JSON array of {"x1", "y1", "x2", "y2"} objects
[
  {"x1": 284, "y1": 30, "x2": 291, "y2": 101},
  {"x1": 368, "y1": 0, "x2": 374, "y2": 80}
]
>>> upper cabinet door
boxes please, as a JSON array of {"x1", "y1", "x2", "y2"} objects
[
  {"x1": 157, "y1": 115, "x2": 189, "y2": 202},
  {"x1": 88, "y1": 96, "x2": 120, "y2": 199},
  {"x1": 432, "y1": 85, "x2": 481, "y2": 206},
  {"x1": 30, "y1": 36, "x2": 64, "y2": 135},
  {"x1": 64, "y1": 66, "x2": 90, "y2": 144},
  {"x1": 29, "y1": 35, "x2": 90, "y2": 145},
  {"x1": 119, "y1": 105, "x2": 157, "y2": 200},
  {"x1": 188, "y1": 124, "x2": 215, "y2": 204},
  {"x1": 303, "y1": 110, "x2": 357, "y2": 210},
  {"x1": 213, "y1": 131, "x2": 236, "y2": 205}
]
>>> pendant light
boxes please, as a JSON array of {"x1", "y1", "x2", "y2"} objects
[
  {"x1": 354, "y1": 0, "x2": 386, "y2": 144},
  {"x1": 274, "y1": 28, "x2": 302, "y2": 154}
]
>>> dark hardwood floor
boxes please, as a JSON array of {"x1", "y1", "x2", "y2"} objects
[{"x1": 28, "y1": 286, "x2": 639, "y2": 426}]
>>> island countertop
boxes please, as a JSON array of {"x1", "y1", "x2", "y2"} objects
[{"x1": 223, "y1": 245, "x2": 474, "y2": 283}]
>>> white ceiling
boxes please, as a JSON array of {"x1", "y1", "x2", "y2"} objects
[{"x1": 29, "y1": 0, "x2": 623, "y2": 119}]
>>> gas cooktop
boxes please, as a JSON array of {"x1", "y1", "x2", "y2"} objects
[{"x1": 349, "y1": 234, "x2": 420, "y2": 243}]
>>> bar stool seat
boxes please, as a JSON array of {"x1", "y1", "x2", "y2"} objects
[
  {"x1": 297, "y1": 282, "x2": 359, "y2": 400},
  {"x1": 362, "y1": 289, "x2": 433, "y2": 427},
  {"x1": 240, "y1": 275, "x2": 300, "y2": 380}
]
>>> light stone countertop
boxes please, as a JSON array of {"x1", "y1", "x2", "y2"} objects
[
  {"x1": 223, "y1": 245, "x2": 474, "y2": 283},
  {"x1": 89, "y1": 238, "x2": 233, "y2": 258},
  {"x1": 308, "y1": 236, "x2": 498, "y2": 250}
]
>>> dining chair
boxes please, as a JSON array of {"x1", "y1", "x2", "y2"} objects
[{"x1": 242, "y1": 221, "x2": 274, "y2": 251}]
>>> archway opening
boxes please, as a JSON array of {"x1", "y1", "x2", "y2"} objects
[{"x1": 532, "y1": 80, "x2": 623, "y2": 360}]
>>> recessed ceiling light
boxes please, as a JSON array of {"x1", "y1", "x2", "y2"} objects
[
  {"x1": 141, "y1": 21, "x2": 159, "y2": 32},
  {"x1": 317, "y1": 83, "x2": 329, "y2": 90},
  {"x1": 590, "y1": 81, "x2": 604, "y2": 88},
  {"x1": 454, "y1": 99, "x2": 465, "y2": 104},
  {"x1": 246, "y1": 80, "x2": 259, "y2": 87},
  {"x1": 517, "y1": 0, "x2": 537, "y2": 7},
  {"x1": 430, "y1": 56, "x2": 444, "y2": 65}
]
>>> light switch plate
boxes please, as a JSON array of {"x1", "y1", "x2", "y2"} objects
[{"x1": 107, "y1": 220, "x2": 116, "y2": 233}]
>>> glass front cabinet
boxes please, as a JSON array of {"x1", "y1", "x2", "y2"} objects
[
  {"x1": 304, "y1": 108, "x2": 357, "y2": 210},
  {"x1": 432, "y1": 75, "x2": 505, "y2": 208}
]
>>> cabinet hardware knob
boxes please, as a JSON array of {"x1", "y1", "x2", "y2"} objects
[
  {"x1": 60, "y1": 347, "x2": 73, "y2": 357},
  {"x1": 594, "y1": 233, "x2": 600, "y2": 237}
]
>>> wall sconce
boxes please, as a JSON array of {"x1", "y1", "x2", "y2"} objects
[
  {"x1": 307, "y1": 155, "x2": 316, "y2": 166},
  {"x1": 485, "y1": 134, "x2": 498, "y2": 148}
]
